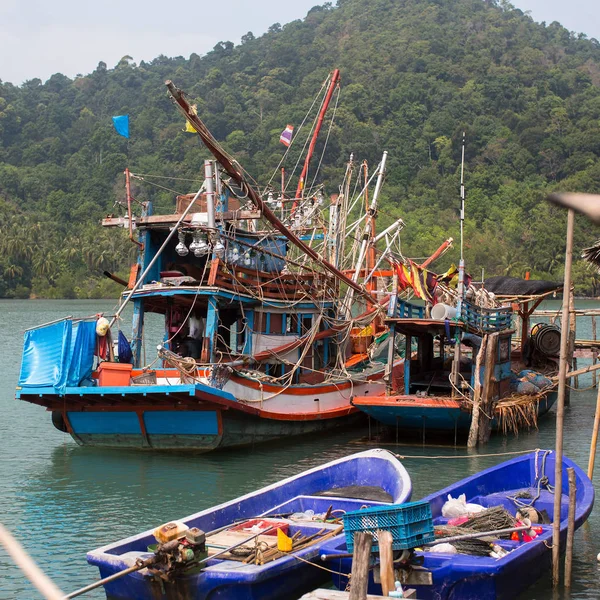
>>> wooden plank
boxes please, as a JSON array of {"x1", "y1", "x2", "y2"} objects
[
  {"x1": 102, "y1": 210, "x2": 262, "y2": 227},
  {"x1": 349, "y1": 532, "x2": 372, "y2": 600},
  {"x1": 300, "y1": 589, "x2": 417, "y2": 599},
  {"x1": 378, "y1": 531, "x2": 394, "y2": 596}
]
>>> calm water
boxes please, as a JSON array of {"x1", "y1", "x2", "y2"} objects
[{"x1": 1, "y1": 299, "x2": 599, "y2": 599}]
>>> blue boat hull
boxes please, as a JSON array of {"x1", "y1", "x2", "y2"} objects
[
  {"x1": 87, "y1": 449, "x2": 412, "y2": 600},
  {"x1": 354, "y1": 391, "x2": 557, "y2": 434},
  {"x1": 321, "y1": 450, "x2": 594, "y2": 600}
]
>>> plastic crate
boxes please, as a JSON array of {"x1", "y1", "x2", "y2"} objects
[{"x1": 343, "y1": 500, "x2": 435, "y2": 553}]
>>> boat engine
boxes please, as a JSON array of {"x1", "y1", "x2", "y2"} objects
[{"x1": 148, "y1": 527, "x2": 208, "y2": 582}]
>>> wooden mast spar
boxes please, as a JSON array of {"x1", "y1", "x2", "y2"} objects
[{"x1": 165, "y1": 78, "x2": 378, "y2": 307}]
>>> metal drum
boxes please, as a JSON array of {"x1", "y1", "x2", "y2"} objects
[{"x1": 530, "y1": 323, "x2": 561, "y2": 357}]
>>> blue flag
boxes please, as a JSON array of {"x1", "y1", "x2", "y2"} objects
[{"x1": 112, "y1": 115, "x2": 130, "y2": 138}]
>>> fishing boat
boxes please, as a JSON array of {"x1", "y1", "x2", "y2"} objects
[
  {"x1": 351, "y1": 217, "x2": 561, "y2": 444},
  {"x1": 352, "y1": 294, "x2": 559, "y2": 443},
  {"x1": 320, "y1": 449, "x2": 594, "y2": 599},
  {"x1": 83, "y1": 449, "x2": 411, "y2": 600},
  {"x1": 15, "y1": 73, "x2": 407, "y2": 451}
]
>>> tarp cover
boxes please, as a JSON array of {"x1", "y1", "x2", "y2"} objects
[
  {"x1": 19, "y1": 320, "x2": 96, "y2": 393},
  {"x1": 484, "y1": 276, "x2": 561, "y2": 296}
]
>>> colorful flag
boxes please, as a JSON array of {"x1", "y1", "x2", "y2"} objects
[
  {"x1": 185, "y1": 121, "x2": 196, "y2": 133},
  {"x1": 279, "y1": 124, "x2": 294, "y2": 147},
  {"x1": 112, "y1": 115, "x2": 129, "y2": 139}
]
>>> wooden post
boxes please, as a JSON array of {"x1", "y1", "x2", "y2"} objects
[
  {"x1": 479, "y1": 332, "x2": 499, "y2": 445},
  {"x1": 567, "y1": 287, "x2": 576, "y2": 402},
  {"x1": 593, "y1": 316, "x2": 597, "y2": 388},
  {"x1": 553, "y1": 208, "x2": 575, "y2": 588},
  {"x1": 349, "y1": 532, "x2": 373, "y2": 600},
  {"x1": 521, "y1": 301, "x2": 529, "y2": 354},
  {"x1": 564, "y1": 467, "x2": 577, "y2": 587},
  {"x1": 588, "y1": 384, "x2": 600, "y2": 479},
  {"x1": 467, "y1": 336, "x2": 488, "y2": 448},
  {"x1": 378, "y1": 531, "x2": 394, "y2": 596}
]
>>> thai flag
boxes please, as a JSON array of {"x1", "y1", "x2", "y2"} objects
[{"x1": 279, "y1": 124, "x2": 294, "y2": 147}]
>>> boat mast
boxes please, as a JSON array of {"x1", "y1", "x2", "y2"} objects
[
  {"x1": 166, "y1": 80, "x2": 378, "y2": 307},
  {"x1": 292, "y1": 69, "x2": 340, "y2": 212},
  {"x1": 343, "y1": 151, "x2": 388, "y2": 317}
]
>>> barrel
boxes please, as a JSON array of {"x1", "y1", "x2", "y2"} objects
[{"x1": 530, "y1": 323, "x2": 561, "y2": 357}]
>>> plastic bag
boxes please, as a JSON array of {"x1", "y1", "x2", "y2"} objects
[
  {"x1": 428, "y1": 543, "x2": 458, "y2": 554},
  {"x1": 441, "y1": 494, "x2": 485, "y2": 518}
]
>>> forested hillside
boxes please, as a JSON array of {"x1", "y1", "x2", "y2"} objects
[{"x1": 2, "y1": 0, "x2": 600, "y2": 298}]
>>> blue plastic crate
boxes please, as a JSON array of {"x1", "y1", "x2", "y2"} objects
[{"x1": 343, "y1": 500, "x2": 435, "y2": 553}]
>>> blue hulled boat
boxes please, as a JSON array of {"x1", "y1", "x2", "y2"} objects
[
  {"x1": 352, "y1": 292, "x2": 558, "y2": 443},
  {"x1": 85, "y1": 449, "x2": 411, "y2": 600},
  {"x1": 320, "y1": 450, "x2": 594, "y2": 600}
]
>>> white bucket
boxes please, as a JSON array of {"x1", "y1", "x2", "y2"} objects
[{"x1": 431, "y1": 303, "x2": 457, "y2": 320}]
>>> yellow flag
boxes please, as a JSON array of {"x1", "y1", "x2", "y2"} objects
[{"x1": 185, "y1": 121, "x2": 196, "y2": 133}]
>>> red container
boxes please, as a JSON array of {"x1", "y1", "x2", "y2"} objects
[{"x1": 97, "y1": 362, "x2": 133, "y2": 387}]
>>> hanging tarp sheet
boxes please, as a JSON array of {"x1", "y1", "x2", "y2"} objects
[
  {"x1": 66, "y1": 321, "x2": 97, "y2": 387},
  {"x1": 19, "y1": 319, "x2": 97, "y2": 393}
]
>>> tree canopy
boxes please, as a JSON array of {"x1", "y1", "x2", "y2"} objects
[{"x1": 2, "y1": 0, "x2": 600, "y2": 298}]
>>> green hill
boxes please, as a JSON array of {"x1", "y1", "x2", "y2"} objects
[{"x1": 2, "y1": 0, "x2": 600, "y2": 298}]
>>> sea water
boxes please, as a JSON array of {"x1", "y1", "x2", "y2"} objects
[{"x1": 0, "y1": 298, "x2": 599, "y2": 599}]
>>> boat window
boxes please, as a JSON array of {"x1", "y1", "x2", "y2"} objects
[{"x1": 270, "y1": 313, "x2": 283, "y2": 334}]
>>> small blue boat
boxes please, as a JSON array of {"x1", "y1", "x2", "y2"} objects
[
  {"x1": 86, "y1": 449, "x2": 411, "y2": 600},
  {"x1": 320, "y1": 450, "x2": 594, "y2": 600}
]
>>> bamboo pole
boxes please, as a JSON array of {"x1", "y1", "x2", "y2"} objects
[
  {"x1": 588, "y1": 384, "x2": 600, "y2": 479},
  {"x1": 593, "y1": 316, "x2": 597, "y2": 388},
  {"x1": 552, "y1": 208, "x2": 575, "y2": 588},
  {"x1": 564, "y1": 467, "x2": 577, "y2": 587},
  {"x1": 568, "y1": 287, "x2": 576, "y2": 399},
  {"x1": 349, "y1": 532, "x2": 373, "y2": 600},
  {"x1": 0, "y1": 523, "x2": 65, "y2": 600},
  {"x1": 378, "y1": 531, "x2": 394, "y2": 596}
]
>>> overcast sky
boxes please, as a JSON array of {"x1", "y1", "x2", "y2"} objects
[{"x1": 1, "y1": 0, "x2": 599, "y2": 86}]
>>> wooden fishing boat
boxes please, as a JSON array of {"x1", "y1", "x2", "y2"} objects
[
  {"x1": 15, "y1": 73, "x2": 407, "y2": 451},
  {"x1": 84, "y1": 449, "x2": 411, "y2": 600},
  {"x1": 351, "y1": 289, "x2": 559, "y2": 443},
  {"x1": 320, "y1": 450, "x2": 594, "y2": 600}
]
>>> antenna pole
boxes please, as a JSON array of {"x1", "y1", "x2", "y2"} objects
[{"x1": 458, "y1": 131, "x2": 466, "y2": 308}]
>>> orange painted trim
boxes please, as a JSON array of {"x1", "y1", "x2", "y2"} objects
[{"x1": 257, "y1": 405, "x2": 359, "y2": 421}]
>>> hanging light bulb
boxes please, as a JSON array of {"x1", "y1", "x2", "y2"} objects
[
  {"x1": 276, "y1": 195, "x2": 283, "y2": 209},
  {"x1": 176, "y1": 230, "x2": 189, "y2": 256},
  {"x1": 214, "y1": 239, "x2": 225, "y2": 258},
  {"x1": 231, "y1": 244, "x2": 240, "y2": 262},
  {"x1": 267, "y1": 191, "x2": 276, "y2": 208},
  {"x1": 244, "y1": 251, "x2": 252, "y2": 266},
  {"x1": 195, "y1": 236, "x2": 209, "y2": 257},
  {"x1": 188, "y1": 230, "x2": 201, "y2": 254},
  {"x1": 317, "y1": 190, "x2": 324, "y2": 205}
]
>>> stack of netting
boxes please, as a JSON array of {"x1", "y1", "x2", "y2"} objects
[{"x1": 434, "y1": 506, "x2": 517, "y2": 555}]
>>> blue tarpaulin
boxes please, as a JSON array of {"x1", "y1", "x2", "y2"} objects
[{"x1": 19, "y1": 319, "x2": 97, "y2": 394}]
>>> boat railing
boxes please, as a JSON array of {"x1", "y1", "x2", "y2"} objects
[
  {"x1": 210, "y1": 260, "x2": 336, "y2": 301},
  {"x1": 389, "y1": 299, "x2": 426, "y2": 319},
  {"x1": 461, "y1": 302, "x2": 513, "y2": 333}
]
